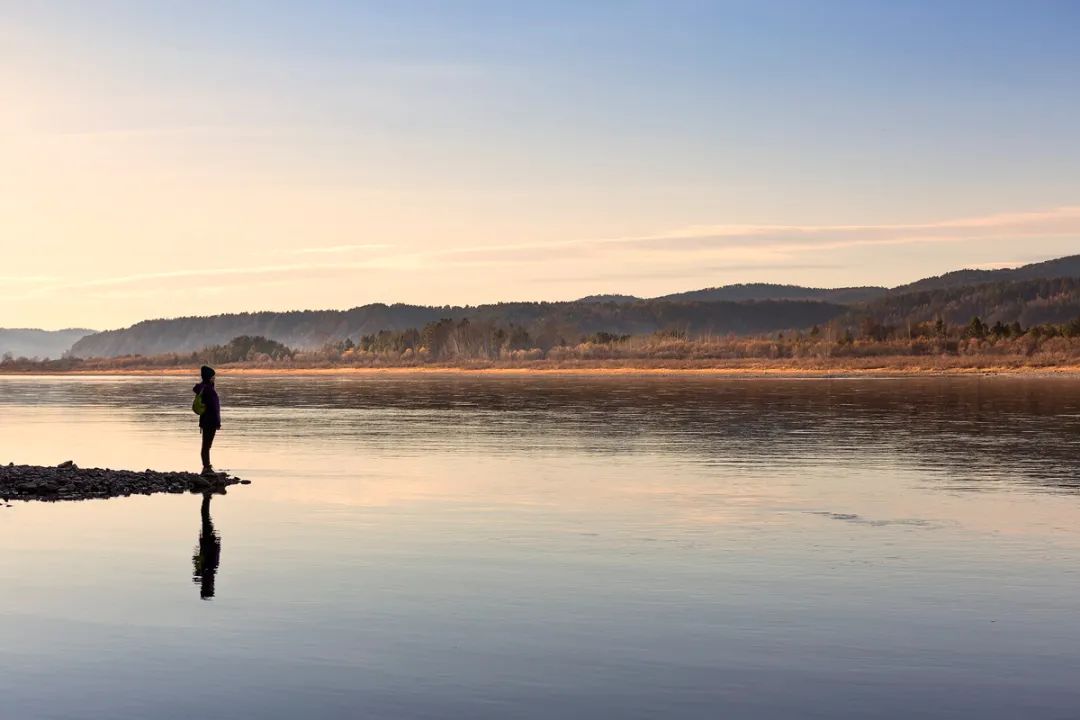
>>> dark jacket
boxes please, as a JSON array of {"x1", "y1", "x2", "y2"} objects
[{"x1": 193, "y1": 382, "x2": 221, "y2": 430}]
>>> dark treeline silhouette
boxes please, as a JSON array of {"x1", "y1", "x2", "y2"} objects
[
  {"x1": 653, "y1": 255, "x2": 1080, "y2": 303},
  {"x1": 8, "y1": 312, "x2": 1080, "y2": 371},
  {"x1": 846, "y1": 276, "x2": 1080, "y2": 329},
  {"x1": 199, "y1": 335, "x2": 295, "y2": 364},
  {"x1": 3, "y1": 253, "x2": 1074, "y2": 364},
  {"x1": 659, "y1": 283, "x2": 887, "y2": 304},
  {"x1": 887, "y1": 253, "x2": 1080, "y2": 295},
  {"x1": 68, "y1": 299, "x2": 846, "y2": 358},
  {"x1": 62, "y1": 254, "x2": 1080, "y2": 360}
]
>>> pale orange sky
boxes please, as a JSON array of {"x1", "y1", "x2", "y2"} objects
[{"x1": 3, "y1": 2, "x2": 1079, "y2": 330}]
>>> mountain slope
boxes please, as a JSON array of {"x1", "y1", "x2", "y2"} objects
[
  {"x1": 70, "y1": 305, "x2": 443, "y2": 358},
  {"x1": 69, "y1": 300, "x2": 846, "y2": 357},
  {"x1": 576, "y1": 294, "x2": 642, "y2": 304},
  {"x1": 659, "y1": 283, "x2": 887, "y2": 304},
  {"x1": 63, "y1": 253, "x2": 1080, "y2": 358},
  {"x1": 891, "y1": 254, "x2": 1080, "y2": 295},
  {"x1": 650, "y1": 254, "x2": 1080, "y2": 303},
  {"x1": 854, "y1": 277, "x2": 1080, "y2": 327},
  {"x1": 0, "y1": 328, "x2": 96, "y2": 360}
]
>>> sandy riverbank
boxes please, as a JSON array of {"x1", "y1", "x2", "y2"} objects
[{"x1": 4, "y1": 357, "x2": 1080, "y2": 378}]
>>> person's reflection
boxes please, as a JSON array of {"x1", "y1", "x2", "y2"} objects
[{"x1": 192, "y1": 492, "x2": 222, "y2": 600}]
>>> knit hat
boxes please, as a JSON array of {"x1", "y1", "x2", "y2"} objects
[{"x1": 200, "y1": 365, "x2": 216, "y2": 382}]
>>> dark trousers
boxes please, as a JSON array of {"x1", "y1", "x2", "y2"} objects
[{"x1": 200, "y1": 427, "x2": 217, "y2": 468}]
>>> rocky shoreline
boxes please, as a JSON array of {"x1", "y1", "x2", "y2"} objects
[{"x1": 1, "y1": 461, "x2": 250, "y2": 503}]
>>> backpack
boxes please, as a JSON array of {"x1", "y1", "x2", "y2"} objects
[{"x1": 192, "y1": 389, "x2": 207, "y2": 416}]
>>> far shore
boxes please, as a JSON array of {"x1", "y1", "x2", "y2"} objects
[{"x1": 4, "y1": 357, "x2": 1080, "y2": 378}]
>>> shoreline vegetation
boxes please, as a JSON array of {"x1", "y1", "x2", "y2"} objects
[
  {"x1": 5, "y1": 316, "x2": 1080, "y2": 377},
  {"x1": 2, "y1": 361, "x2": 1080, "y2": 377}
]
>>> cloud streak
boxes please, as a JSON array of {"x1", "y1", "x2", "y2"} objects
[
  {"x1": 287, "y1": 243, "x2": 392, "y2": 255},
  {"x1": 388, "y1": 205, "x2": 1080, "y2": 266},
  {"x1": 6, "y1": 205, "x2": 1077, "y2": 306},
  {"x1": 626, "y1": 206, "x2": 1080, "y2": 242}
]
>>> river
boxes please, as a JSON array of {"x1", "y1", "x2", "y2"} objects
[{"x1": 2, "y1": 375, "x2": 1079, "y2": 719}]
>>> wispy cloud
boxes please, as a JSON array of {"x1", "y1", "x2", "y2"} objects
[
  {"x1": 287, "y1": 243, "x2": 391, "y2": 255},
  {"x1": 535, "y1": 263, "x2": 845, "y2": 284},
  {"x1": 385, "y1": 205, "x2": 1080, "y2": 266},
  {"x1": 5, "y1": 262, "x2": 372, "y2": 300},
  {"x1": 0, "y1": 275, "x2": 58, "y2": 284},
  {"x1": 7, "y1": 205, "x2": 1077, "y2": 306},
  {"x1": 628, "y1": 206, "x2": 1080, "y2": 242}
]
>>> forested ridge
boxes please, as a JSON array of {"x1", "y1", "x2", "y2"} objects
[
  {"x1": 34, "y1": 253, "x2": 1080, "y2": 360},
  {"x1": 69, "y1": 299, "x2": 846, "y2": 358}
]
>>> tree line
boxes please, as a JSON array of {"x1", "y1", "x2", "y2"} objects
[{"x1": 9, "y1": 313, "x2": 1080, "y2": 372}]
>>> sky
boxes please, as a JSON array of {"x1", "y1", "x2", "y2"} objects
[{"x1": 2, "y1": 0, "x2": 1079, "y2": 330}]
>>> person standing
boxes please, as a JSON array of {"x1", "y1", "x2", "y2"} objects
[{"x1": 193, "y1": 365, "x2": 221, "y2": 475}]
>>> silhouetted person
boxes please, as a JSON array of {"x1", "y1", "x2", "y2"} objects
[
  {"x1": 192, "y1": 492, "x2": 221, "y2": 600},
  {"x1": 193, "y1": 365, "x2": 221, "y2": 475}
]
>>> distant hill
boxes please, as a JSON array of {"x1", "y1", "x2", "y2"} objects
[
  {"x1": 69, "y1": 300, "x2": 846, "y2": 358},
  {"x1": 576, "y1": 294, "x2": 642, "y2": 304},
  {"x1": 0, "y1": 328, "x2": 96, "y2": 360},
  {"x1": 854, "y1": 277, "x2": 1080, "y2": 328},
  {"x1": 658, "y1": 283, "x2": 887, "y2": 304},
  {"x1": 649, "y1": 255, "x2": 1080, "y2": 304},
  {"x1": 891, "y1": 254, "x2": 1080, "y2": 295},
  {"x1": 63, "y1": 252, "x2": 1080, "y2": 358},
  {"x1": 70, "y1": 305, "x2": 442, "y2": 358}
]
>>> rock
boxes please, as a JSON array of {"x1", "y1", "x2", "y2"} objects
[
  {"x1": 57, "y1": 460, "x2": 76, "y2": 469},
  {"x1": 0, "y1": 463, "x2": 248, "y2": 502}
]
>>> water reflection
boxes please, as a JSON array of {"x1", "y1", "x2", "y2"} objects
[
  {"x1": 192, "y1": 492, "x2": 221, "y2": 600},
  {"x1": 6, "y1": 375, "x2": 1079, "y2": 494}
]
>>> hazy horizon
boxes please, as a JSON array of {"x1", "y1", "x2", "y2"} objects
[{"x1": 4, "y1": 1, "x2": 1079, "y2": 330}]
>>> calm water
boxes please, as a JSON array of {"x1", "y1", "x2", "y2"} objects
[{"x1": 2, "y1": 375, "x2": 1080, "y2": 719}]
